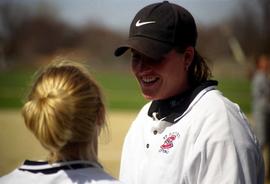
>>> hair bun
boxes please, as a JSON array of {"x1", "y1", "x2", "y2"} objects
[{"x1": 22, "y1": 60, "x2": 106, "y2": 162}]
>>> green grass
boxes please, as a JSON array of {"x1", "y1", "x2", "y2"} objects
[
  {"x1": 0, "y1": 69, "x2": 147, "y2": 110},
  {"x1": 216, "y1": 77, "x2": 251, "y2": 113},
  {"x1": 0, "y1": 68, "x2": 251, "y2": 113},
  {"x1": 0, "y1": 70, "x2": 33, "y2": 108},
  {"x1": 93, "y1": 71, "x2": 147, "y2": 110}
]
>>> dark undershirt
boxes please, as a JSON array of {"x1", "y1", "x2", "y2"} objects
[{"x1": 148, "y1": 80, "x2": 218, "y2": 123}]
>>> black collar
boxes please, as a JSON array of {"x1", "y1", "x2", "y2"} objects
[
  {"x1": 19, "y1": 160, "x2": 102, "y2": 174},
  {"x1": 148, "y1": 80, "x2": 218, "y2": 123}
]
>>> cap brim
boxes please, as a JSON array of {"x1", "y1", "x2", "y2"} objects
[{"x1": 114, "y1": 37, "x2": 172, "y2": 60}]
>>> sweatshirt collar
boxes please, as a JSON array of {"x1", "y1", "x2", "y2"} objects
[
  {"x1": 19, "y1": 160, "x2": 102, "y2": 174},
  {"x1": 148, "y1": 80, "x2": 218, "y2": 123}
]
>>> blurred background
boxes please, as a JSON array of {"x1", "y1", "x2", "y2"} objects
[
  {"x1": 0, "y1": 0, "x2": 269, "y2": 181},
  {"x1": 0, "y1": 0, "x2": 269, "y2": 111}
]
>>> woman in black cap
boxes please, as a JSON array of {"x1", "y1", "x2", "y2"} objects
[{"x1": 115, "y1": 1, "x2": 264, "y2": 184}]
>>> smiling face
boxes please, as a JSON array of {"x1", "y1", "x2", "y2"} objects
[{"x1": 131, "y1": 48, "x2": 193, "y2": 100}]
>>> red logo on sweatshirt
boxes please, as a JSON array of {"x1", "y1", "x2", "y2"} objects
[
  {"x1": 159, "y1": 132, "x2": 180, "y2": 154},
  {"x1": 160, "y1": 135, "x2": 176, "y2": 149}
]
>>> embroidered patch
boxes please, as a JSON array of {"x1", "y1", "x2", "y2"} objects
[{"x1": 159, "y1": 132, "x2": 180, "y2": 154}]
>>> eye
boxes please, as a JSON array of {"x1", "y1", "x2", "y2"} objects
[
  {"x1": 149, "y1": 57, "x2": 163, "y2": 65},
  {"x1": 130, "y1": 51, "x2": 143, "y2": 66},
  {"x1": 130, "y1": 50, "x2": 163, "y2": 66},
  {"x1": 131, "y1": 52, "x2": 141, "y2": 61}
]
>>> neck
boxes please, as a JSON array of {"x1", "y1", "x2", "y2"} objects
[{"x1": 48, "y1": 142, "x2": 98, "y2": 163}]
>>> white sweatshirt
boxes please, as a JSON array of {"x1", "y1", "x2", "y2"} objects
[
  {"x1": 119, "y1": 86, "x2": 264, "y2": 184},
  {"x1": 0, "y1": 160, "x2": 122, "y2": 184}
]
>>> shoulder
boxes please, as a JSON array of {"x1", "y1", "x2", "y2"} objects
[
  {"x1": 192, "y1": 89, "x2": 258, "y2": 147},
  {"x1": 66, "y1": 167, "x2": 122, "y2": 184},
  {"x1": 130, "y1": 101, "x2": 152, "y2": 124},
  {"x1": 193, "y1": 88, "x2": 243, "y2": 126},
  {"x1": 252, "y1": 72, "x2": 268, "y2": 84},
  {"x1": 193, "y1": 89, "x2": 234, "y2": 115},
  {"x1": 0, "y1": 163, "x2": 122, "y2": 184},
  {"x1": 0, "y1": 169, "x2": 20, "y2": 184},
  {"x1": 137, "y1": 101, "x2": 152, "y2": 116}
]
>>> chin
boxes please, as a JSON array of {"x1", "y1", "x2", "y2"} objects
[
  {"x1": 141, "y1": 88, "x2": 166, "y2": 100},
  {"x1": 142, "y1": 93, "x2": 161, "y2": 101},
  {"x1": 142, "y1": 93, "x2": 154, "y2": 100}
]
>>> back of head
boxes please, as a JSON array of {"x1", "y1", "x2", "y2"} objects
[{"x1": 22, "y1": 59, "x2": 105, "y2": 162}]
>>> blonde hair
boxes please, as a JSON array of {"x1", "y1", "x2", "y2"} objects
[{"x1": 22, "y1": 59, "x2": 105, "y2": 163}]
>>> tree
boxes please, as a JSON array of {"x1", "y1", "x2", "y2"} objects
[{"x1": 229, "y1": 0, "x2": 270, "y2": 58}]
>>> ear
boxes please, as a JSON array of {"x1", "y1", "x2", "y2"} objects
[{"x1": 183, "y1": 46, "x2": 195, "y2": 68}]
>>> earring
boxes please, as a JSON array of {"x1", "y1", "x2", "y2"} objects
[{"x1": 185, "y1": 65, "x2": 189, "y2": 71}]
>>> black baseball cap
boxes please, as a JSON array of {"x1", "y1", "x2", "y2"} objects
[{"x1": 114, "y1": 1, "x2": 197, "y2": 60}]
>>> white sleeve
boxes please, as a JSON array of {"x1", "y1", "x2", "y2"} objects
[
  {"x1": 181, "y1": 92, "x2": 265, "y2": 184},
  {"x1": 183, "y1": 140, "x2": 264, "y2": 184}
]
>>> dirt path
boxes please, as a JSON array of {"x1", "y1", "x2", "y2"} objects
[{"x1": 0, "y1": 110, "x2": 136, "y2": 178}]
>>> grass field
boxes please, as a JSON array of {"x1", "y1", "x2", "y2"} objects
[
  {"x1": 0, "y1": 110, "x2": 136, "y2": 178},
  {"x1": 0, "y1": 67, "x2": 251, "y2": 113},
  {"x1": 0, "y1": 69, "x2": 147, "y2": 110}
]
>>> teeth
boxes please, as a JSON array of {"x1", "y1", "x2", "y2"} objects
[{"x1": 142, "y1": 76, "x2": 157, "y2": 83}]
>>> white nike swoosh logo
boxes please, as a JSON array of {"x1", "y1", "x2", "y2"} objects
[{"x1": 135, "y1": 20, "x2": 156, "y2": 27}]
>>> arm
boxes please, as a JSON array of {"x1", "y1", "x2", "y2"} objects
[
  {"x1": 183, "y1": 140, "x2": 264, "y2": 184},
  {"x1": 182, "y1": 95, "x2": 264, "y2": 184}
]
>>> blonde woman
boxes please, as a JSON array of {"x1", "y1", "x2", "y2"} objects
[{"x1": 0, "y1": 60, "x2": 122, "y2": 184}]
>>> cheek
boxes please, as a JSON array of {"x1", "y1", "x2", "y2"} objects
[
  {"x1": 165, "y1": 64, "x2": 186, "y2": 80},
  {"x1": 130, "y1": 66, "x2": 140, "y2": 82},
  {"x1": 130, "y1": 62, "x2": 138, "y2": 75},
  {"x1": 131, "y1": 61, "x2": 136, "y2": 72},
  {"x1": 163, "y1": 65, "x2": 187, "y2": 88}
]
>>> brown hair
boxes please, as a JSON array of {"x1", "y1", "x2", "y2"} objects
[
  {"x1": 188, "y1": 50, "x2": 212, "y2": 86},
  {"x1": 175, "y1": 47, "x2": 212, "y2": 87},
  {"x1": 22, "y1": 59, "x2": 105, "y2": 163}
]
